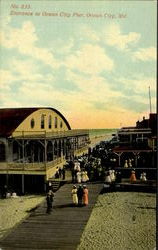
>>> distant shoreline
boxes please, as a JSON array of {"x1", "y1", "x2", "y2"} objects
[{"x1": 89, "y1": 134, "x2": 112, "y2": 148}]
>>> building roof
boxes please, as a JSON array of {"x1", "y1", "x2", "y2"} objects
[
  {"x1": 0, "y1": 107, "x2": 71, "y2": 137},
  {"x1": 112, "y1": 146, "x2": 152, "y2": 153}
]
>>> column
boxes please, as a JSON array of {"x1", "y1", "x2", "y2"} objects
[
  {"x1": 22, "y1": 174, "x2": 25, "y2": 194},
  {"x1": 22, "y1": 139, "x2": 25, "y2": 194}
]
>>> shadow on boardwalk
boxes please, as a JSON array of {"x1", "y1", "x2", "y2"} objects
[{"x1": 0, "y1": 183, "x2": 102, "y2": 250}]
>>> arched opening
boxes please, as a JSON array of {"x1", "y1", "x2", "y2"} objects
[
  {"x1": 48, "y1": 115, "x2": 52, "y2": 129},
  {"x1": 30, "y1": 118, "x2": 35, "y2": 129},
  {"x1": 55, "y1": 117, "x2": 58, "y2": 128},
  {"x1": 41, "y1": 114, "x2": 45, "y2": 129}
]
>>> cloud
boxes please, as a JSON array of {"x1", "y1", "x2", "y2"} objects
[
  {"x1": 116, "y1": 76, "x2": 156, "y2": 112},
  {"x1": 117, "y1": 76, "x2": 156, "y2": 95},
  {"x1": 64, "y1": 44, "x2": 114, "y2": 75},
  {"x1": 52, "y1": 39, "x2": 74, "y2": 55},
  {"x1": 65, "y1": 70, "x2": 125, "y2": 111},
  {"x1": 79, "y1": 25, "x2": 100, "y2": 42},
  {"x1": 0, "y1": 69, "x2": 16, "y2": 90},
  {"x1": 0, "y1": 59, "x2": 55, "y2": 92},
  {"x1": 1, "y1": 21, "x2": 59, "y2": 69},
  {"x1": 132, "y1": 47, "x2": 156, "y2": 61},
  {"x1": 10, "y1": 59, "x2": 44, "y2": 81},
  {"x1": 104, "y1": 23, "x2": 141, "y2": 50}
]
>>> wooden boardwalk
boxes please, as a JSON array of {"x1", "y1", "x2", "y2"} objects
[{"x1": 0, "y1": 183, "x2": 102, "y2": 250}]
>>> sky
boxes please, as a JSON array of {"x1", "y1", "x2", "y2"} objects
[{"x1": 0, "y1": 0, "x2": 157, "y2": 129}]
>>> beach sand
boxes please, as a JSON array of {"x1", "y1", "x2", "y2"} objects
[
  {"x1": 0, "y1": 195, "x2": 45, "y2": 239},
  {"x1": 0, "y1": 192, "x2": 156, "y2": 249},
  {"x1": 77, "y1": 192, "x2": 156, "y2": 250}
]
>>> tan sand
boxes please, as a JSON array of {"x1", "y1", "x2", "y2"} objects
[
  {"x1": 77, "y1": 192, "x2": 156, "y2": 250},
  {"x1": 0, "y1": 192, "x2": 156, "y2": 249},
  {"x1": 0, "y1": 195, "x2": 45, "y2": 239}
]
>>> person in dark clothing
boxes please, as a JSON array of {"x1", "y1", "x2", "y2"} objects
[
  {"x1": 46, "y1": 190, "x2": 54, "y2": 214},
  {"x1": 115, "y1": 171, "x2": 122, "y2": 183},
  {"x1": 55, "y1": 167, "x2": 59, "y2": 179},
  {"x1": 77, "y1": 185, "x2": 83, "y2": 206},
  {"x1": 1, "y1": 185, "x2": 7, "y2": 199},
  {"x1": 59, "y1": 167, "x2": 62, "y2": 178},
  {"x1": 71, "y1": 168, "x2": 75, "y2": 183},
  {"x1": 62, "y1": 167, "x2": 66, "y2": 180}
]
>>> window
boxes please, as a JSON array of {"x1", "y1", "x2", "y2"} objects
[
  {"x1": 30, "y1": 118, "x2": 35, "y2": 129},
  {"x1": 60, "y1": 121, "x2": 63, "y2": 128},
  {"x1": 48, "y1": 115, "x2": 52, "y2": 129},
  {"x1": 41, "y1": 114, "x2": 45, "y2": 129},
  {"x1": 55, "y1": 117, "x2": 58, "y2": 128}
]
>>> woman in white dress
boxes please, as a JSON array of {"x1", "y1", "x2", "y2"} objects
[
  {"x1": 124, "y1": 160, "x2": 128, "y2": 168},
  {"x1": 105, "y1": 171, "x2": 112, "y2": 184},
  {"x1": 71, "y1": 185, "x2": 78, "y2": 206},
  {"x1": 77, "y1": 171, "x2": 82, "y2": 183},
  {"x1": 140, "y1": 172, "x2": 147, "y2": 181},
  {"x1": 110, "y1": 170, "x2": 116, "y2": 182},
  {"x1": 81, "y1": 170, "x2": 89, "y2": 183}
]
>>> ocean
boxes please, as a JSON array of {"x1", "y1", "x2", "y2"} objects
[{"x1": 88, "y1": 129, "x2": 117, "y2": 140}]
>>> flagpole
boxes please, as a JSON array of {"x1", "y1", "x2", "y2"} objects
[{"x1": 148, "y1": 86, "x2": 152, "y2": 114}]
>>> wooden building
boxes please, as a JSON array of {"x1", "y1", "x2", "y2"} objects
[
  {"x1": 0, "y1": 108, "x2": 90, "y2": 193},
  {"x1": 111, "y1": 113, "x2": 157, "y2": 173}
]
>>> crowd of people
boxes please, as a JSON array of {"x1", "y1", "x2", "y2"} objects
[
  {"x1": 69, "y1": 155, "x2": 106, "y2": 183},
  {"x1": 45, "y1": 183, "x2": 89, "y2": 213}
]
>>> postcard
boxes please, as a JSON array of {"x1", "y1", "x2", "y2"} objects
[{"x1": 0, "y1": 0, "x2": 157, "y2": 249}]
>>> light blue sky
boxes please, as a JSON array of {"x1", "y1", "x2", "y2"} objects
[{"x1": 0, "y1": 1, "x2": 157, "y2": 128}]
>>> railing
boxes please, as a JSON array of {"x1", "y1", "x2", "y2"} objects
[
  {"x1": 74, "y1": 146, "x2": 88, "y2": 155},
  {"x1": 118, "y1": 128, "x2": 151, "y2": 134},
  {"x1": 11, "y1": 129, "x2": 89, "y2": 139},
  {"x1": 46, "y1": 157, "x2": 66, "y2": 170},
  {"x1": 0, "y1": 162, "x2": 45, "y2": 171},
  {"x1": 0, "y1": 157, "x2": 66, "y2": 172}
]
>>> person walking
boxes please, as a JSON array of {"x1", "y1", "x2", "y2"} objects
[
  {"x1": 110, "y1": 170, "x2": 116, "y2": 182},
  {"x1": 71, "y1": 185, "x2": 78, "y2": 206},
  {"x1": 130, "y1": 170, "x2": 137, "y2": 183},
  {"x1": 105, "y1": 171, "x2": 112, "y2": 184},
  {"x1": 71, "y1": 166, "x2": 75, "y2": 183},
  {"x1": 46, "y1": 190, "x2": 54, "y2": 214},
  {"x1": 83, "y1": 185, "x2": 88, "y2": 206},
  {"x1": 77, "y1": 185, "x2": 83, "y2": 206},
  {"x1": 77, "y1": 171, "x2": 82, "y2": 183}
]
